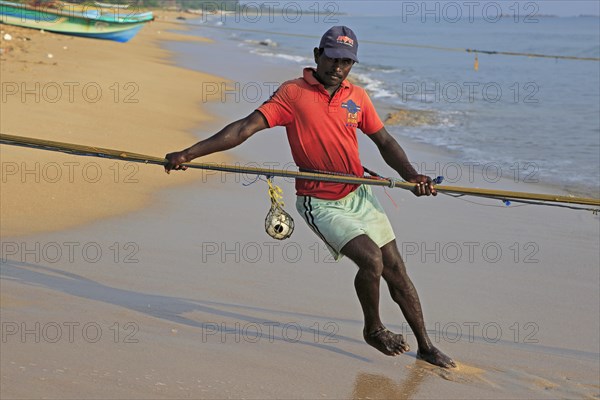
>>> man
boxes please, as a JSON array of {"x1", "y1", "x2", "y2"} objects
[{"x1": 165, "y1": 26, "x2": 455, "y2": 368}]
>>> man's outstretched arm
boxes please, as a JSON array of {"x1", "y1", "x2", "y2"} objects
[
  {"x1": 368, "y1": 127, "x2": 436, "y2": 196},
  {"x1": 164, "y1": 110, "x2": 269, "y2": 173}
]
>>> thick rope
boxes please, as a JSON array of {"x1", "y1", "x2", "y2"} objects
[{"x1": 1, "y1": 133, "x2": 599, "y2": 212}]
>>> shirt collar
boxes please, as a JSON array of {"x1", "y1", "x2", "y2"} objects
[{"x1": 303, "y1": 67, "x2": 350, "y2": 89}]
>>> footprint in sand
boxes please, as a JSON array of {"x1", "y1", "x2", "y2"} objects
[{"x1": 410, "y1": 360, "x2": 499, "y2": 388}]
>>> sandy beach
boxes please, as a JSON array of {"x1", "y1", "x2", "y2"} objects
[
  {"x1": 0, "y1": 11, "x2": 230, "y2": 237},
  {"x1": 1, "y1": 8, "x2": 599, "y2": 400}
]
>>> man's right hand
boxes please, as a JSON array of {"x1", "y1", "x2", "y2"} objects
[{"x1": 164, "y1": 151, "x2": 189, "y2": 174}]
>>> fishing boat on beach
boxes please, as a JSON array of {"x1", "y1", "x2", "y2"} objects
[
  {"x1": 0, "y1": 0, "x2": 153, "y2": 42},
  {"x1": 94, "y1": 1, "x2": 129, "y2": 9}
]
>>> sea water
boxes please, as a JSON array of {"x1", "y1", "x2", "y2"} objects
[{"x1": 173, "y1": 9, "x2": 599, "y2": 197}]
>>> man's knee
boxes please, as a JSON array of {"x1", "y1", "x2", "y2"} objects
[
  {"x1": 382, "y1": 262, "x2": 408, "y2": 285},
  {"x1": 381, "y1": 241, "x2": 409, "y2": 278},
  {"x1": 341, "y1": 235, "x2": 384, "y2": 274},
  {"x1": 353, "y1": 251, "x2": 385, "y2": 274},
  {"x1": 357, "y1": 253, "x2": 385, "y2": 277}
]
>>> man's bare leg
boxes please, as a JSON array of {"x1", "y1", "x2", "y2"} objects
[
  {"x1": 341, "y1": 235, "x2": 410, "y2": 356},
  {"x1": 380, "y1": 240, "x2": 456, "y2": 368}
]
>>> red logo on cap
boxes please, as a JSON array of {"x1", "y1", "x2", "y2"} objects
[{"x1": 336, "y1": 35, "x2": 354, "y2": 47}]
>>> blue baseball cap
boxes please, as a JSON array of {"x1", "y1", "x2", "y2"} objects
[{"x1": 319, "y1": 26, "x2": 359, "y2": 63}]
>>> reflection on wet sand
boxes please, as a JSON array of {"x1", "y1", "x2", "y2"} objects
[
  {"x1": 351, "y1": 360, "x2": 500, "y2": 399},
  {"x1": 352, "y1": 363, "x2": 428, "y2": 400}
]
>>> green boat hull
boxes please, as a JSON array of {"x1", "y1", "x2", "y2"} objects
[{"x1": 0, "y1": 1, "x2": 151, "y2": 42}]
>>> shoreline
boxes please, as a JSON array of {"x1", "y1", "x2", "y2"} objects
[
  {"x1": 178, "y1": 29, "x2": 589, "y2": 204},
  {"x1": 182, "y1": 16, "x2": 599, "y2": 199}
]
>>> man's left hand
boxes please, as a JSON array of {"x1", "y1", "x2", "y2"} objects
[{"x1": 408, "y1": 175, "x2": 437, "y2": 197}]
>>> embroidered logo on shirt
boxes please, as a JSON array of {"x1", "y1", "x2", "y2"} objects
[{"x1": 342, "y1": 99, "x2": 361, "y2": 127}]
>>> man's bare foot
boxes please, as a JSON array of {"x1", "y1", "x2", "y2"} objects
[
  {"x1": 363, "y1": 327, "x2": 410, "y2": 356},
  {"x1": 417, "y1": 347, "x2": 456, "y2": 368}
]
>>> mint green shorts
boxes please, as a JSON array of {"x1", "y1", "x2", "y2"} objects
[{"x1": 296, "y1": 185, "x2": 396, "y2": 261}]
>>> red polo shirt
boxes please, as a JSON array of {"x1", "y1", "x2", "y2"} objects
[{"x1": 257, "y1": 68, "x2": 384, "y2": 200}]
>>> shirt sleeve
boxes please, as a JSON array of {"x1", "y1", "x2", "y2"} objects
[
  {"x1": 358, "y1": 90, "x2": 385, "y2": 135},
  {"x1": 257, "y1": 82, "x2": 295, "y2": 128}
]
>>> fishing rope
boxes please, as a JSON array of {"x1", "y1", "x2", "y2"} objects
[
  {"x1": 300, "y1": 166, "x2": 399, "y2": 206},
  {"x1": 1, "y1": 133, "x2": 598, "y2": 213},
  {"x1": 267, "y1": 177, "x2": 285, "y2": 209},
  {"x1": 442, "y1": 193, "x2": 529, "y2": 208},
  {"x1": 362, "y1": 166, "x2": 398, "y2": 207},
  {"x1": 242, "y1": 174, "x2": 264, "y2": 186},
  {"x1": 159, "y1": 19, "x2": 600, "y2": 62},
  {"x1": 442, "y1": 193, "x2": 599, "y2": 213}
]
